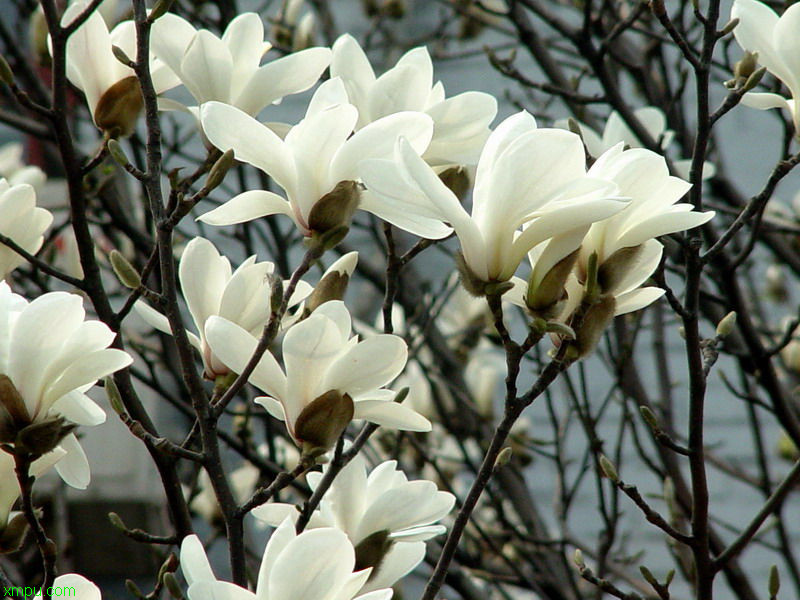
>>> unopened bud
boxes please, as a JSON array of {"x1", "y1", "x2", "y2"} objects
[
  {"x1": 306, "y1": 252, "x2": 358, "y2": 313},
  {"x1": 94, "y1": 76, "x2": 143, "y2": 138},
  {"x1": 107, "y1": 139, "x2": 130, "y2": 168},
  {"x1": 716, "y1": 311, "x2": 737, "y2": 337},
  {"x1": 269, "y1": 273, "x2": 284, "y2": 313},
  {"x1": 126, "y1": 579, "x2": 145, "y2": 599},
  {"x1": 111, "y1": 45, "x2": 133, "y2": 67},
  {"x1": 574, "y1": 295, "x2": 617, "y2": 359},
  {"x1": 599, "y1": 454, "x2": 619, "y2": 482},
  {"x1": 719, "y1": 17, "x2": 739, "y2": 37},
  {"x1": 743, "y1": 66, "x2": 767, "y2": 93},
  {"x1": 769, "y1": 565, "x2": 780, "y2": 598},
  {"x1": 526, "y1": 248, "x2": 579, "y2": 318},
  {"x1": 148, "y1": 0, "x2": 176, "y2": 22},
  {"x1": 308, "y1": 225, "x2": 350, "y2": 253},
  {"x1": 639, "y1": 565, "x2": 658, "y2": 587},
  {"x1": 163, "y1": 573, "x2": 186, "y2": 600},
  {"x1": 640, "y1": 405, "x2": 659, "y2": 430},
  {"x1": 17, "y1": 417, "x2": 76, "y2": 457},
  {"x1": 110, "y1": 249, "x2": 142, "y2": 289},
  {"x1": 205, "y1": 149, "x2": 234, "y2": 192},
  {"x1": 105, "y1": 377, "x2": 126, "y2": 415},
  {"x1": 573, "y1": 548, "x2": 585, "y2": 568},
  {"x1": 295, "y1": 390, "x2": 354, "y2": 456},
  {"x1": 495, "y1": 446, "x2": 513, "y2": 468},
  {"x1": 665, "y1": 569, "x2": 675, "y2": 586},
  {"x1": 307, "y1": 180, "x2": 360, "y2": 234},
  {"x1": 733, "y1": 51, "x2": 759, "y2": 81},
  {"x1": 158, "y1": 553, "x2": 179, "y2": 581},
  {"x1": 566, "y1": 117, "x2": 583, "y2": 137},
  {"x1": 766, "y1": 264, "x2": 788, "y2": 303},
  {"x1": 777, "y1": 431, "x2": 799, "y2": 461},
  {"x1": 0, "y1": 54, "x2": 13, "y2": 85},
  {"x1": 108, "y1": 512, "x2": 127, "y2": 531}
]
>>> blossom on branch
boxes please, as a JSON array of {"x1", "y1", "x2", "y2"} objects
[
  {"x1": 180, "y1": 519, "x2": 393, "y2": 600},
  {"x1": 205, "y1": 300, "x2": 430, "y2": 456},
  {"x1": 731, "y1": 0, "x2": 800, "y2": 134},
  {"x1": 254, "y1": 454, "x2": 455, "y2": 593},
  {"x1": 134, "y1": 237, "x2": 311, "y2": 379},
  {"x1": 0, "y1": 179, "x2": 52, "y2": 280},
  {"x1": 0, "y1": 282, "x2": 132, "y2": 487}
]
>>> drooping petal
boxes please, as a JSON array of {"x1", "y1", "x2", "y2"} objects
[
  {"x1": 352, "y1": 399, "x2": 432, "y2": 432},
  {"x1": 198, "y1": 191, "x2": 295, "y2": 227},
  {"x1": 53, "y1": 434, "x2": 91, "y2": 489}
]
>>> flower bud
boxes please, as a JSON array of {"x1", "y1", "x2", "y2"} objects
[
  {"x1": 599, "y1": 454, "x2": 619, "y2": 482},
  {"x1": 438, "y1": 166, "x2": 470, "y2": 202},
  {"x1": 743, "y1": 66, "x2": 767, "y2": 93},
  {"x1": 107, "y1": 139, "x2": 131, "y2": 168},
  {"x1": 640, "y1": 405, "x2": 659, "y2": 430},
  {"x1": 204, "y1": 149, "x2": 234, "y2": 192},
  {"x1": 776, "y1": 431, "x2": 799, "y2": 462},
  {"x1": 573, "y1": 295, "x2": 616, "y2": 359},
  {"x1": 719, "y1": 17, "x2": 739, "y2": 37},
  {"x1": 526, "y1": 248, "x2": 579, "y2": 318},
  {"x1": 162, "y1": 572, "x2": 186, "y2": 600},
  {"x1": 716, "y1": 311, "x2": 737, "y2": 338},
  {"x1": 105, "y1": 377, "x2": 126, "y2": 415},
  {"x1": 0, "y1": 513, "x2": 30, "y2": 554},
  {"x1": 269, "y1": 273, "x2": 284, "y2": 314},
  {"x1": 108, "y1": 512, "x2": 127, "y2": 531},
  {"x1": 307, "y1": 180, "x2": 360, "y2": 234},
  {"x1": 306, "y1": 252, "x2": 358, "y2": 313},
  {"x1": 495, "y1": 446, "x2": 513, "y2": 468},
  {"x1": 766, "y1": 264, "x2": 788, "y2": 303},
  {"x1": 294, "y1": 390, "x2": 354, "y2": 456},
  {"x1": 110, "y1": 249, "x2": 142, "y2": 289},
  {"x1": 94, "y1": 75, "x2": 143, "y2": 138},
  {"x1": 573, "y1": 549, "x2": 585, "y2": 568},
  {"x1": 769, "y1": 565, "x2": 780, "y2": 598},
  {"x1": 148, "y1": 0, "x2": 176, "y2": 22},
  {"x1": 0, "y1": 54, "x2": 13, "y2": 86},
  {"x1": 733, "y1": 51, "x2": 759, "y2": 81},
  {"x1": 111, "y1": 45, "x2": 133, "y2": 67},
  {"x1": 354, "y1": 530, "x2": 393, "y2": 576},
  {"x1": 640, "y1": 565, "x2": 658, "y2": 588},
  {"x1": 126, "y1": 579, "x2": 145, "y2": 599},
  {"x1": 29, "y1": 10, "x2": 50, "y2": 66}
]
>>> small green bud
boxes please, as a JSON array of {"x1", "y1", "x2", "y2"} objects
[
  {"x1": 769, "y1": 565, "x2": 780, "y2": 598},
  {"x1": 108, "y1": 512, "x2": 127, "y2": 531},
  {"x1": 566, "y1": 117, "x2": 583, "y2": 137},
  {"x1": 0, "y1": 54, "x2": 14, "y2": 85},
  {"x1": 734, "y1": 51, "x2": 759, "y2": 80},
  {"x1": 204, "y1": 149, "x2": 234, "y2": 192},
  {"x1": 148, "y1": 0, "x2": 176, "y2": 22},
  {"x1": 111, "y1": 45, "x2": 133, "y2": 67},
  {"x1": 110, "y1": 249, "x2": 142, "y2": 289},
  {"x1": 107, "y1": 139, "x2": 130, "y2": 168},
  {"x1": 639, "y1": 405, "x2": 659, "y2": 430},
  {"x1": 158, "y1": 553, "x2": 179, "y2": 581},
  {"x1": 163, "y1": 573, "x2": 186, "y2": 600},
  {"x1": 743, "y1": 66, "x2": 767, "y2": 93},
  {"x1": 777, "y1": 431, "x2": 799, "y2": 462},
  {"x1": 125, "y1": 579, "x2": 145, "y2": 599},
  {"x1": 0, "y1": 512, "x2": 30, "y2": 553},
  {"x1": 599, "y1": 454, "x2": 619, "y2": 482},
  {"x1": 716, "y1": 311, "x2": 737, "y2": 337},
  {"x1": 573, "y1": 548, "x2": 585, "y2": 568},
  {"x1": 720, "y1": 17, "x2": 739, "y2": 36},
  {"x1": 639, "y1": 565, "x2": 658, "y2": 587},
  {"x1": 269, "y1": 273, "x2": 284, "y2": 314},
  {"x1": 665, "y1": 569, "x2": 675, "y2": 586},
  {"x1": 105, "y1": 377, "x2": 126, "y2": 415},
  {"x1": 495, "y1": 446, "x2": 513, "y2": 468},
  {"x1": 544, "y1": 320, "x2": 575, "y2": 339}
]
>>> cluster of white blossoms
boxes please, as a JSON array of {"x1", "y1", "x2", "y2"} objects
[{"x1": 13, "y1": 0, "x2": 792, "y2": 594}]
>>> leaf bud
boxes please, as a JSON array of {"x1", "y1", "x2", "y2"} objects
[
  {"x1": 104, "y1": 377, "x2": 126, "y2": 416},
  {"x1": 0, "y1": 54, "x2": 14, "y2": 86},
  {"x1": 715, "y1": 311, "x2": 737, "y2": 338},
  {"x1": 110, "y1": 249, "x2": 142, "y2": 289},
  {"x1": 599, "y1": 454, "x2": 619, "y2": 482},
  {"x1": 769, "y1": 565, "x2": 780, "y2": 598},
  {"x1": 204, "y1": 149, "x2": 234, "y2": 192}
]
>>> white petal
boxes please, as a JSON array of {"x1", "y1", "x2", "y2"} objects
[
  {"x1": 198, "y1": 190, "x2": 294, "y2": 227},
  {"x1": 180, "y1": 237, "x2": 230, "y2": 335},
  {"x1": 615, "y1": 287, "x2": 665, "y2": 315},
  {"x1": 54, "y1": 434, "x2": 91, "y2": 489},
  {"x1": 352, "y1": 399, "x2": 432, "y2": 432},
  {"x1": 51, "y1": 391, "x2": 106, "y2": 426},
  {"x1": 323, "y1": 335, "x2": 407, "y2": 395},
  {"x1": 187, "y1": 581, "x2": 256, "y2": 600},
  {"x1": 740, "y1": 92, "x2": 792, "y2": 111},
  {"x1": 180, "y1": 30, "x2": 233, "y2": 103},
  {"x1": 42, "y1": 349, "x2": 132, "y2": 411},
  {"x1": 359, "y1": 542, "x2": 425, "y2": 593},
  {"x1": 181, "y1": 534, "x2": 217, "y2": 586}
]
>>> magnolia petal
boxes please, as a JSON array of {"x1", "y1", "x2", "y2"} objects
[
  {"x1": 180, "y1": 30, "x2": 233, "y2": 104},
  {"x1": 359, "y1": 541, "x2": 425, "y2": 594},
  {"x1": 250, "y1": 502, "x2": 297, "y2": 526},
  {"x1": 200, "y1": 102, "x2": 295, "y2": 192},
  {"x1": 254, "y1": 396, "x2": 286, "y2": 422},
  {"x1": 180, "y1": 237, "x2": 231, "y2": 336},
  {"x1": 615, "y1": 209, "x2": 714, "y2": 249},
  {"x1": 615, "y1": 287, "x2": 665, "y2": 315},
  {"x1": 221, "y1": 13, "x2": 266, "y2": 99},
  {"x1": 236, "y1": 47, "x2": 332, "y2": 116},
  {"x1": 54, "y1": 434, "x2": 91, "y2": 489},
  {"x1": 42, "y1": 348, "x2": 133, "y2": 411},
  {"x1": 150, "y1": 13, "x2": 197, "y2": 78},
  {"x1": 187, "y1": 581, "x2": 256, "y2": 600},
  {"x1": 740, "y1": 92, "x2": 792, "y2": 111},
  {"x1": 181, "y1": 534, "x2": 217, "y2": 586},
  {"x1": 731, "y1": 0, "x2": 794, "y2": 87},
  {"x1": 51, "y1": 391, "x2": 106, "y2": 427},
  {"x1": 198, "y1": 190, "x2": 294, "y2": 227},
  {"x1": 353, "y1": 400, "x2": 432, "y2": 432},
  {"x1": 323, "y1": 335, "x2": 407, "y2": 396},
  {"x1": 204, "y1": 317, "x2": 286, "y2": 399}
]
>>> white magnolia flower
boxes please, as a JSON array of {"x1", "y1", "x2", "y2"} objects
[
  {"x1": 198, "y1": 79, "x2": 434, "y2": 236},
  {"x1": 360, "y1": 111, "x2": 626, "y2": 288},
  {"x1": 731, "y1": 0, "x2": 800, "y2": 134},
  {"x1": 61, "y1": 2, "x2": 179, "y2": 135},
  {"x1": 0, "y1": 143, "x2": 46, "y2": 189},
  {"x1": 254, "y1": 454, "x2": 455, "y2": 593},
  {"x1": 571, "y1": 144, "x2": 714, "y2": 315},
  {"x1": 34, "y1": 574, "x2": 101, "y2": 599},
  {"x1": 150, "y1": 12, "x2": 330, "y2": 122},
  {"x1": 134, "y1": 237, "x2": 310, "y2": 378},
  {"x1": 330, "y1": 34, "x2": 497, "y2": 167},
  {"x1": 559, "y1": 107, "x2": 715, "y2": 180},
  {"x1": 0, "y1": 282, "x2": 133, "y2": 487},
  {"x1": 0, "y1": 179, "x2": 53, "y2": 280},
  {"x1": 181, "y1": 519, "x2": 393, "y2": 600},
  {"x1": 205, "y1": 300, "x2": 430, "y2": 454}
]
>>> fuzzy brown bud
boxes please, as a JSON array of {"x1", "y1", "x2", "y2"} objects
[
  {"x1": 94, "y1": 76, "x2": 143, "y2": 138},
  {"x1": 295, "y1": 390, "x2": 354, "y2": 457},
  {"x1": 526, "y1": 248, "x2": 579, "y2": 318},
  {"x1": 307, "y1": 181, "x2": 360, "y2": 234}
]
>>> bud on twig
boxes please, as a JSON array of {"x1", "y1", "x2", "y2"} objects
[
  {"x1": 769, "y1": 565, "x2": 780, "y2": 598},
  {"x1": 716, "y1": 311, "x2": 737, "y2": 337},
  {"x1": 743, "y1": 66, "x2": 767, "y2": 93},
  {"x1": 269, "y1": 273, "x2": 284, "y2": 313},
  {"x1": 495, "y1": 447, "x2": 513, "y2": 468},
  {"x1": 204, "y1": 149, "x2": 234, "y2": 192},
  {"x1": 107, "y1": 139, "x2": 130, "y2": 168},
  {"x1": 640, "y1": 405, "x2": 659, "y2": 430},
  {"x1": 105, "y1": 377, "x2": 126, "y2": 415},
  {"x1": 110, "y1": 250, "x2": 142, "y2": 289},
  {"x1": 111, "y1": 45, "x2": 133, "y2": 67},
  {"x1": 148, "y1": 0, "x2": 176, "y2": 22},
  {"x1": 573, "y1": 549, "x2": 585, "y2": 568},
  {"x1": 163, "y1": 573, "x2": 186, "y2": 600},
  {"x1": 108, "y1": 512, "x2": 127, "y2": 531},
  {"x1": 126, "y1": 579, "x2": 145, "y2": 599},
  {"x1": 599, "y1": 454, "x2": 619, "y2": 482},
  {"x1": 0, "y1": 54, "x2": 14, "y2": 85},
  {"x1": 639, "y1": 565, "x2": 658, "y2": 587},
  {"x1": 719, "y1": 17, "x2": 739, "y2": 37}
]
